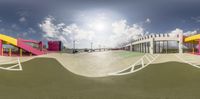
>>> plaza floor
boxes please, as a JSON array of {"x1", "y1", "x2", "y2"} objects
[{"x1": 0, "y1": 51, "x2": 200, "y2": 99}]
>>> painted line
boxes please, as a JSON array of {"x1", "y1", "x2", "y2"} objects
[
  {"x1": 0, "y1": 60, "x2": 19, "y2": 65},
  {"x1": 147, "y1": 54, "x2": 155, "y2": 60},
  {"x1": 145, "y1": 55, "x2": 151, "y2": 62},
  {"x1": 109, "y1": 54, "x2": 160, "y2": 76},
  {"x1": 0, "y1": 58, "x2": 23, "y2": 71},
  {"x1": 175, "y1": 54, "x2": 200, "y2": 69}
]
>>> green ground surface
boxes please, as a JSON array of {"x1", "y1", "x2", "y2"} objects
[{"x1": 0, "y1": 58, "x2": 200, "y2": 99}]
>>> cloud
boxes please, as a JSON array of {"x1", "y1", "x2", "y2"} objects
[
  {"x1": 19, "y1": 17, "x2": 26, "y2": 22},
  {"x1": 39, "y1": 16, "x2": 95, "y2": 47},
  {"x1": 168, "y1": 28, "x2": 197, "y2": 36},
  {"x1": 145, "y1": 18, "x2": 151, "y2": 23},
  {"x1": 191, "y1": 16, "x2": 200, "y2": 23},
  {"x1": 110, "y1": 19, "x2": 146, "y2": 47},
  {"x1": 41, "y1": 17, "x2": 199, "y2": 48},
  {"x1": 39, "y1": 16, "x2": 148, "y2": 48},
  {"x1": 28, "y1": 28, "x2": 37, "y2": 34}
]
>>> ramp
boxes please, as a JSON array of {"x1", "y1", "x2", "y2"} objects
[
  {"x1": 0, "y1": 34, "x2": 44, "y2": 55},
  {"x1": 17, "y1": 39, "x2": 44, "y2": 55}
]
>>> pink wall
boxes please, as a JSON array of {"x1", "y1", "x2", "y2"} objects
[{"x1": 48, "y1": 41, "x2": 62, "y2": 51}]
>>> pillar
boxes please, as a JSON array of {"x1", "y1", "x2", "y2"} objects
[
  {"x1": 147, "y1": 42, "x2": 149, "y2": 53},
  {"x1": 9, "y1": 48, "x2": 11, "y2": 56},
  {"x1": 198, "y1": 39, "x2": 200, "y2": 54},
  {"x1": 39, "y1": 42, "x2": 43, "y2": 51},
  {"x1": 0, "y1": 42, "x2": 1, "y2": 56},
  {"x1": 192, "y1": 41, "x2": 195, "y2": 54},
  {"x1": 166, "y1": 41, "x2": 168, "y2": 53},
  {"x1": 130, "y1": 43, "x2": 133, "y2": 51},
  {"x1": 150, "y1": 38, "x2": 154, "y2": 54},
  {"x1": 179, "y1": 32, "x2": 183, "y2": 54},
  {"x1": 20, "y1": 48, "x2": 23, "y2": 57},
  {"x1": 144, "y1": 43, "x2": 146, "y2": 53},
  {"x1": 159, "y1": 41, "x2": 160, "y2": 53},
  {"x1": 2, "y1": 48, "x2": 3, "y2": 56}
]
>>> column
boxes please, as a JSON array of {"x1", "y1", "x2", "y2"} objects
[
  {"x1": 0, "y1": 40, "x2": 2, "y2": 56},
  {"x1": 39, "y1": 42, "x2": 43, "y2": 51},
  {"x1": 179, "y1": 32, "x2": 183, "y2": 54},
  {"x1": 139, "y1": 44, "x2": 141, "y2": 52},
  {"x1": 158, "y1": 41, "x2": 160, "y2": 53},
  {"x1": 147, "y1": 42, "x2": 150, "y2": 53},
  {"x1": 130, "y1": 43, "x2": 133, "y2": 51},
  {"x1": 150, "y1": 38, "x2": 154, "y2": 54},
  {"x1": 163, "y1": 41, "x2": 164, "y2": 53},
  {"x1": 199, "y1": 40, "x2": 200, "y2": 54},
  {"x1": 145, "y1": 42, "x2": 147, "y2": 53},
  {"x1": 9, "y1": 48, "x2": 11, "y2": 56},
  {"x1": 20, "y1": 48, "x2": 23, "y2": 57}
]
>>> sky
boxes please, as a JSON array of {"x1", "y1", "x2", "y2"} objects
[{"x1": 0, "y1": 0, "x2": 200, "y2": 48}]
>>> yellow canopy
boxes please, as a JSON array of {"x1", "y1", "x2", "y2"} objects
[{"x1": 184, "y1": 34, "x2": 200, "y2": 42}]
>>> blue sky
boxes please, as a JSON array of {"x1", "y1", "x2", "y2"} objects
[{"x1": 0, "y1": 0, "x2": 200, "y2": 48}]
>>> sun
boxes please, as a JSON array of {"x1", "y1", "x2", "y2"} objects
[
  {"x1": 88, "y1": 20, "x2": 106, "y2": 31},
  {"x1": 93, "y1": 21, "x2": 105, "y2": 31}
]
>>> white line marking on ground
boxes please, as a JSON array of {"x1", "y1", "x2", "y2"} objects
[
  {"x1": 175, "y1": 54, "x2": 200, "y2": 69},
  {"x1": 0, "y1": 58, "x2": 23, "y2": 71},
  {"x1": 109, "y1": 54, "x2": 159, "y2": 76}
]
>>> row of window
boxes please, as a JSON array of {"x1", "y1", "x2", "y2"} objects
[{"x1": 133, "y1": 34, "x2": 179, "y2": 42}]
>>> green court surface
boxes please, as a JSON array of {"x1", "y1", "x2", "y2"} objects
[{"x1": 0, "y1": 58, "x2": 200, "y2": 99}]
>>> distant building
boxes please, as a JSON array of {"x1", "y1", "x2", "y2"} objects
[{"x1": 48, "y1": 41, "x2": 62, "y2": 51}]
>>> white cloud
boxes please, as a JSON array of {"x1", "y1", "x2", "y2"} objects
[
  {"x1": 110, "y1": 19, "x2": 146, "y2": 47},
  {"x1": 28, "y1": 28, "x2": 37, "y2": 34},
  {"x1": 39, "y1": 16, "x2": 198, "y2": 48},
  {"x1": 19, "y1": 17, "x2": 26, "y2": 22},
  {"x1": 168, "y1": 28, "x2": 197, "y2": 36},
  {"x1": 145, "y1": 18, "x2": 151, "y2": 23},
  {"x1": 39, "y1": 17, "x2": 148, "y2": 48},
  {"x1": 183, "y1": 30, "x2": 197, "y2": 36},
  {"x1": 39, "y1": 16, "x2": 95, "y2": 47},
  {"x1": 39, "y1": 16, "x2": 57, "y2": 38}
]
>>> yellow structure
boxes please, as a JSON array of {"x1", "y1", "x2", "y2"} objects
[
  {"x1": 184, "y1": 34, "x2": 200, "y2": 54},
  {"x1": 184, "y1": 34, "x2": 200, "y2": 42},
  {"x1": 0, "y1": 34, "x2": 17, "y2": 46}
]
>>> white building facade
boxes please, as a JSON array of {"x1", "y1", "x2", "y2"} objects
[{"x1": 123, "y1": 33, "x2": 183, "y2": 54}]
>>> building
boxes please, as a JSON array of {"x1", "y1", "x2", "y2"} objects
[
  {"x1": 123, "y1": 33, "x2": 183, "y2": 54},
  {"x1": 48, "y1": 41, "x2": 62, "y2": 51}
]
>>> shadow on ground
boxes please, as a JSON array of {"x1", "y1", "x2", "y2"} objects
[{"x1": 0, "y1": 58, "x2": 200, "y2": 99}]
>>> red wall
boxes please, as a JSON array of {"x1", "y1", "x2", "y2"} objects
[{"x1": 48, "y1": 41, "x2": 62, "y2": 51}]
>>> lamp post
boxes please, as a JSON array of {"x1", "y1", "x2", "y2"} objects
[
  {"x1": 73, "y1": 40, "x2": 75, "y2": 54},
  {"x1": 99, "y1": 44, "x2": 101, "y2": 51},
  {"x1": 91, "y1": 42, "x2": 93, "y2": 52}
]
